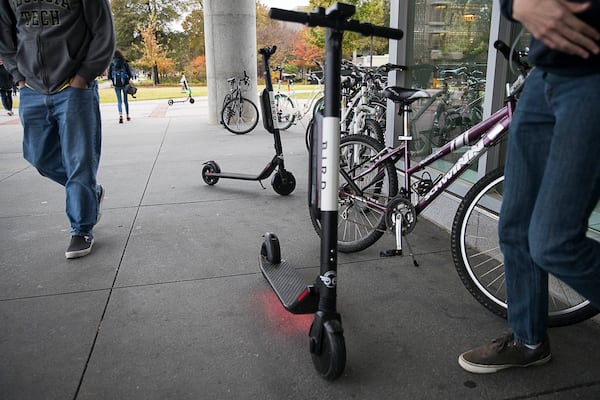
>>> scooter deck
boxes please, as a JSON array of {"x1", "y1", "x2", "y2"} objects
[
  {"x1": 259, "y1": 255, "x2": 318, "y2": 314},
  {"x1": 210, "y1": 172, "x2": 261, "y2": 181}
]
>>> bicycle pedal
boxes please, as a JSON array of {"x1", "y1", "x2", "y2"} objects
[{"x1": 380, "y1": 249, "x2": 402, "y2": 257}]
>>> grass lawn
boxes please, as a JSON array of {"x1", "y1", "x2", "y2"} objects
[
  {"x1": 99, "y1": 83, "x2": 320, "y2": 103},
  {"x1": 6, "y1": 82, "x2": 320, "y2": 109}
]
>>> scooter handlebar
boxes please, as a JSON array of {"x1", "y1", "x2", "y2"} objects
[{"x1": 268, "y1": 7, "x2": 403, "y2": 40}]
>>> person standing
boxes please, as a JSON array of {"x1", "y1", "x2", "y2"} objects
[
  {"x1": 0, "y1": 0, "x2": 116, "y2": 259},
  {"x1": 0, "y1": 59, "x2": 13, "y2": 116},
  {"x1": 458, "y1": 0, "x2": 600, "y2": 373},
  {"x1": 108, "y1": 50, "x2": 133, "y2": 123}
]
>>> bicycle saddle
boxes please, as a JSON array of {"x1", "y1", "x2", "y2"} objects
[
  {"x1": 282, "y1": 73, "x2": 296, "y2": 80},
  {"x1": 383, "y1": 86, "x2": 430, "y2": 104}
]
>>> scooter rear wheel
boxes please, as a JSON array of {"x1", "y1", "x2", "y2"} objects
[{"x1": 272, "y1": 171, "x2": 296, "y2": 196}]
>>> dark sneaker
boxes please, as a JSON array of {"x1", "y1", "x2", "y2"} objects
[
  {"x1": 65, "y1": 235, "x2": 94, "y2": 259},
  {"x1": 458, "y1": 333, "x2": 551, "y2": 374},
  {"x1": 97, "y1": 185, "x2": 105, "y2": 224}
]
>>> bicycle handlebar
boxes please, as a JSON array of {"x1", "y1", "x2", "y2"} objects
[
  {"x1": 494, "y1": 40, "x2": 529, "y2": 73},
  {"x1": 269, "y1": 5, "x2": 403, "y2": 40},
  {"x1": 259, "y1": 46, "x2": 277, "y2": 56}
]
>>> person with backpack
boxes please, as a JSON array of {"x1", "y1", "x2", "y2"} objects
[
  {"x1": 0, "y1": 58, "x2": 14, "y2": 116},
  {"x1": 108, "y1": 50, "x2": 133, "y2": 123}
]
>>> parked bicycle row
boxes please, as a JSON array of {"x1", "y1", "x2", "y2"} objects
[
  {"x1": 210, "y1": 40, "x2": 598, "y2": 330},
  {"x1": 218, "y1": 58, "x2": 487, "y2": 153}
]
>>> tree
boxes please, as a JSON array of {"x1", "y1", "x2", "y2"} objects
[
  {"x1": 186, "y1": 55, "x2": 207, "y2": 82},
  {"x1": 110, "y1": 0, "x2": 199, "y2": 60},
  {"x1": 256, "y1": 2, "x2": 298, "y2": 73},
  {"x1": 290, "y1": 28, "x2": 325, "y2": 82},
  {"x1": 306, "y1": 0, "x2": 391, "y2": 59},
  {"x1": 133, "y1": 17, "x2": 176, "y2": 85}
]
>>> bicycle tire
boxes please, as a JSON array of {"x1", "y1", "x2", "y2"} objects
[
  {"x1": 312, "y1": 96, "x2": 325, "y2": 119},
  {"x1": 310, "y1": 134, "x2": 398, "y2": 253},
  {"x1": 221, "y1": 97, "x2": 259, "y2": 134},
  {"x1": 220, "y1": 94, "x2": 232, "y2": 124},
  {"x1": 451, "y1": 167, "x2": 599, "y2": 327},
  {"x1": 274, "y1": 93, "x2": 296, "y2": 130},
  {"x1": 369, "y1": 99, "x2": 387, "y2": 131},
  {"x1": 360, "y1": 118, "x2": 385, "y2": 146}
]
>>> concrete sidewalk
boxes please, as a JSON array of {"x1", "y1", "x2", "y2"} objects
[{"x1": 1, "y1": 98, "x2": 599, "y2": 400}]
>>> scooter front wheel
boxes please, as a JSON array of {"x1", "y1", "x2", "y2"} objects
[
  {"x1": 189, "y1": 97, "x2": 195, "y2": 104},
  {"x1": 310, "y1": 321, "x2": 346, "y2": 381}
]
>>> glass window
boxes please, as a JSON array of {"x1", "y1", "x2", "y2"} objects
[{"x1": 407, "y1": 0, "x2": 493, "y2": 181}]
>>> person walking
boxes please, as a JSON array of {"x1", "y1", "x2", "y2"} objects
[
  {"x1": 0, "y1": 59, "x2": 13, "y2": 116},
  {"x1": 0, "y1": 0, "x2": 116, "y2": 259},
  {"x1": 458, "y1": 0, "x2": 600, "y2": 373},
  {"x1": 108, "y1": 50, "x2": 133, "y2": 123}
]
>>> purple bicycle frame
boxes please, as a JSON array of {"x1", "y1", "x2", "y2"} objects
[{"x1": 376, "y1": 98, "x2": 516, "y2": 214}]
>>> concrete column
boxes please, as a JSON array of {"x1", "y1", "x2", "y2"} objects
[{"x1": 204, "y1": 0, "x2": 258, "y2": 124}]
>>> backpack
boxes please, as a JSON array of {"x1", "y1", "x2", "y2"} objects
[{"x1": 111, "y1": 58, "x2": 129, "y2": 87}]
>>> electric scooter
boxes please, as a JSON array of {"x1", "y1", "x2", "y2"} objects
[
  {"x1": 168, "y1": 80, "x2": 195, "y2": 105},
  {"x1": 258, "y1": 3, "x2": 404, "y2": 380},
  {"x1": 201, "y1": 46, "x2": 296, "y2": 196}
]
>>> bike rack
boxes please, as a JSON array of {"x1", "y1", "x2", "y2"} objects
[{"x1": 258, "y1": 2, "x2": 404, "y2": 380}]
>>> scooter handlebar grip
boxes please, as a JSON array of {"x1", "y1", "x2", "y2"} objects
[
  {"x1": 362, "y1": 24, "x2": 404, "y2": 40},
  {"x1": 268, "y1": 8, "x2": 309, "y2": 24}
]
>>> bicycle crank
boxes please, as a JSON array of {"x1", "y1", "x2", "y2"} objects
[{"x1": 385, "y1": 196, "x2": 417, "y2": 235}]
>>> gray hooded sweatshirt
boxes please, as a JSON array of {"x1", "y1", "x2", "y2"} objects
[{"x1": 0, "y1": 0, "x2": 116, "y2": 94}]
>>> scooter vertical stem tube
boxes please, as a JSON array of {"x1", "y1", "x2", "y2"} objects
[
  {"x1": 318, "y1": 27, "x2": 343, "y2": 313},
  {"x1": 262, "y1": 49, "x2": 285, "y2": 158}
]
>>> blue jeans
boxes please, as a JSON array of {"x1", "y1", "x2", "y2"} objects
[
  {"x1": 20, "y1": 81, "x2": 102, "y2": 237},
  {"x1": 114, "y1": 85, "x2": 129, "y2": 115},
  {"x1": 499, "y1": 68, "x2": 600, "y2": 345}
]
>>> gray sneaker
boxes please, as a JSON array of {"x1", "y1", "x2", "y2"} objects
[
  {"x1": 458, "y1": 333, "x2": 551, "y2": 374},
  {"x1": 65, "y1": 235, "x2": 94, "y2": 259}
]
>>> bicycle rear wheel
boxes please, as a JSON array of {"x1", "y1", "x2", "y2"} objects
[
  {"x1": 310, "y1": 134, "x2": 398, "y2": 253},
  {"x1": 451, "y1": 167, "x2": 598, "y2": 327},
  {"x1": 221, "y1": 97, "x2": 259, "y2": 134},
  {"x1": 274, "y1": 93, "x2": 296, "y2": 130}
]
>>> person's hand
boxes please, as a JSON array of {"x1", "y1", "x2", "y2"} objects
[
  {"x1": 512, "y1": 0, "x2": 600, "y2": 59},
  {"x1": 70, "y1": 74, "x2": 89, "y2": 89},
  {"x1": 17, "y1": 80, "x2": 26, "y2": 89}
]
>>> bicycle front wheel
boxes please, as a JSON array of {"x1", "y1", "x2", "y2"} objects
[
  {"x1": 221, "y1": 97, "x2": 259, "y2": 134},
  {"x1": 451, "y1": 167, "x2": 598, "y2": 327},
  {"x1": 274, "y1": 93, "x2": 296, "y2": 130},
  {"x1": 310, "y1": 134, "x2": 398, "y2": 253}
]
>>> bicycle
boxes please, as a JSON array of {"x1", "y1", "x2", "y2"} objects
[
  {"x1": 309, "y1": 40, "x2": 598, "y2": 327},
  {"x1": 220, "y1": 71, "x2": 259, "y2": 134},
  {"x1": 409, "y1": 66, "x2": 485, "y2": 156},
  {"x1": 304, "y1": 61, "x2": 398, "y2": 150},
  {"x1": 273, "y1": 64, "x2": 324, "y2": 130}
]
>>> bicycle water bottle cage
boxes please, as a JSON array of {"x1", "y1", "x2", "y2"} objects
[{"x1": 383, "y1": 87, "x2": 430, "y2": 106}]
